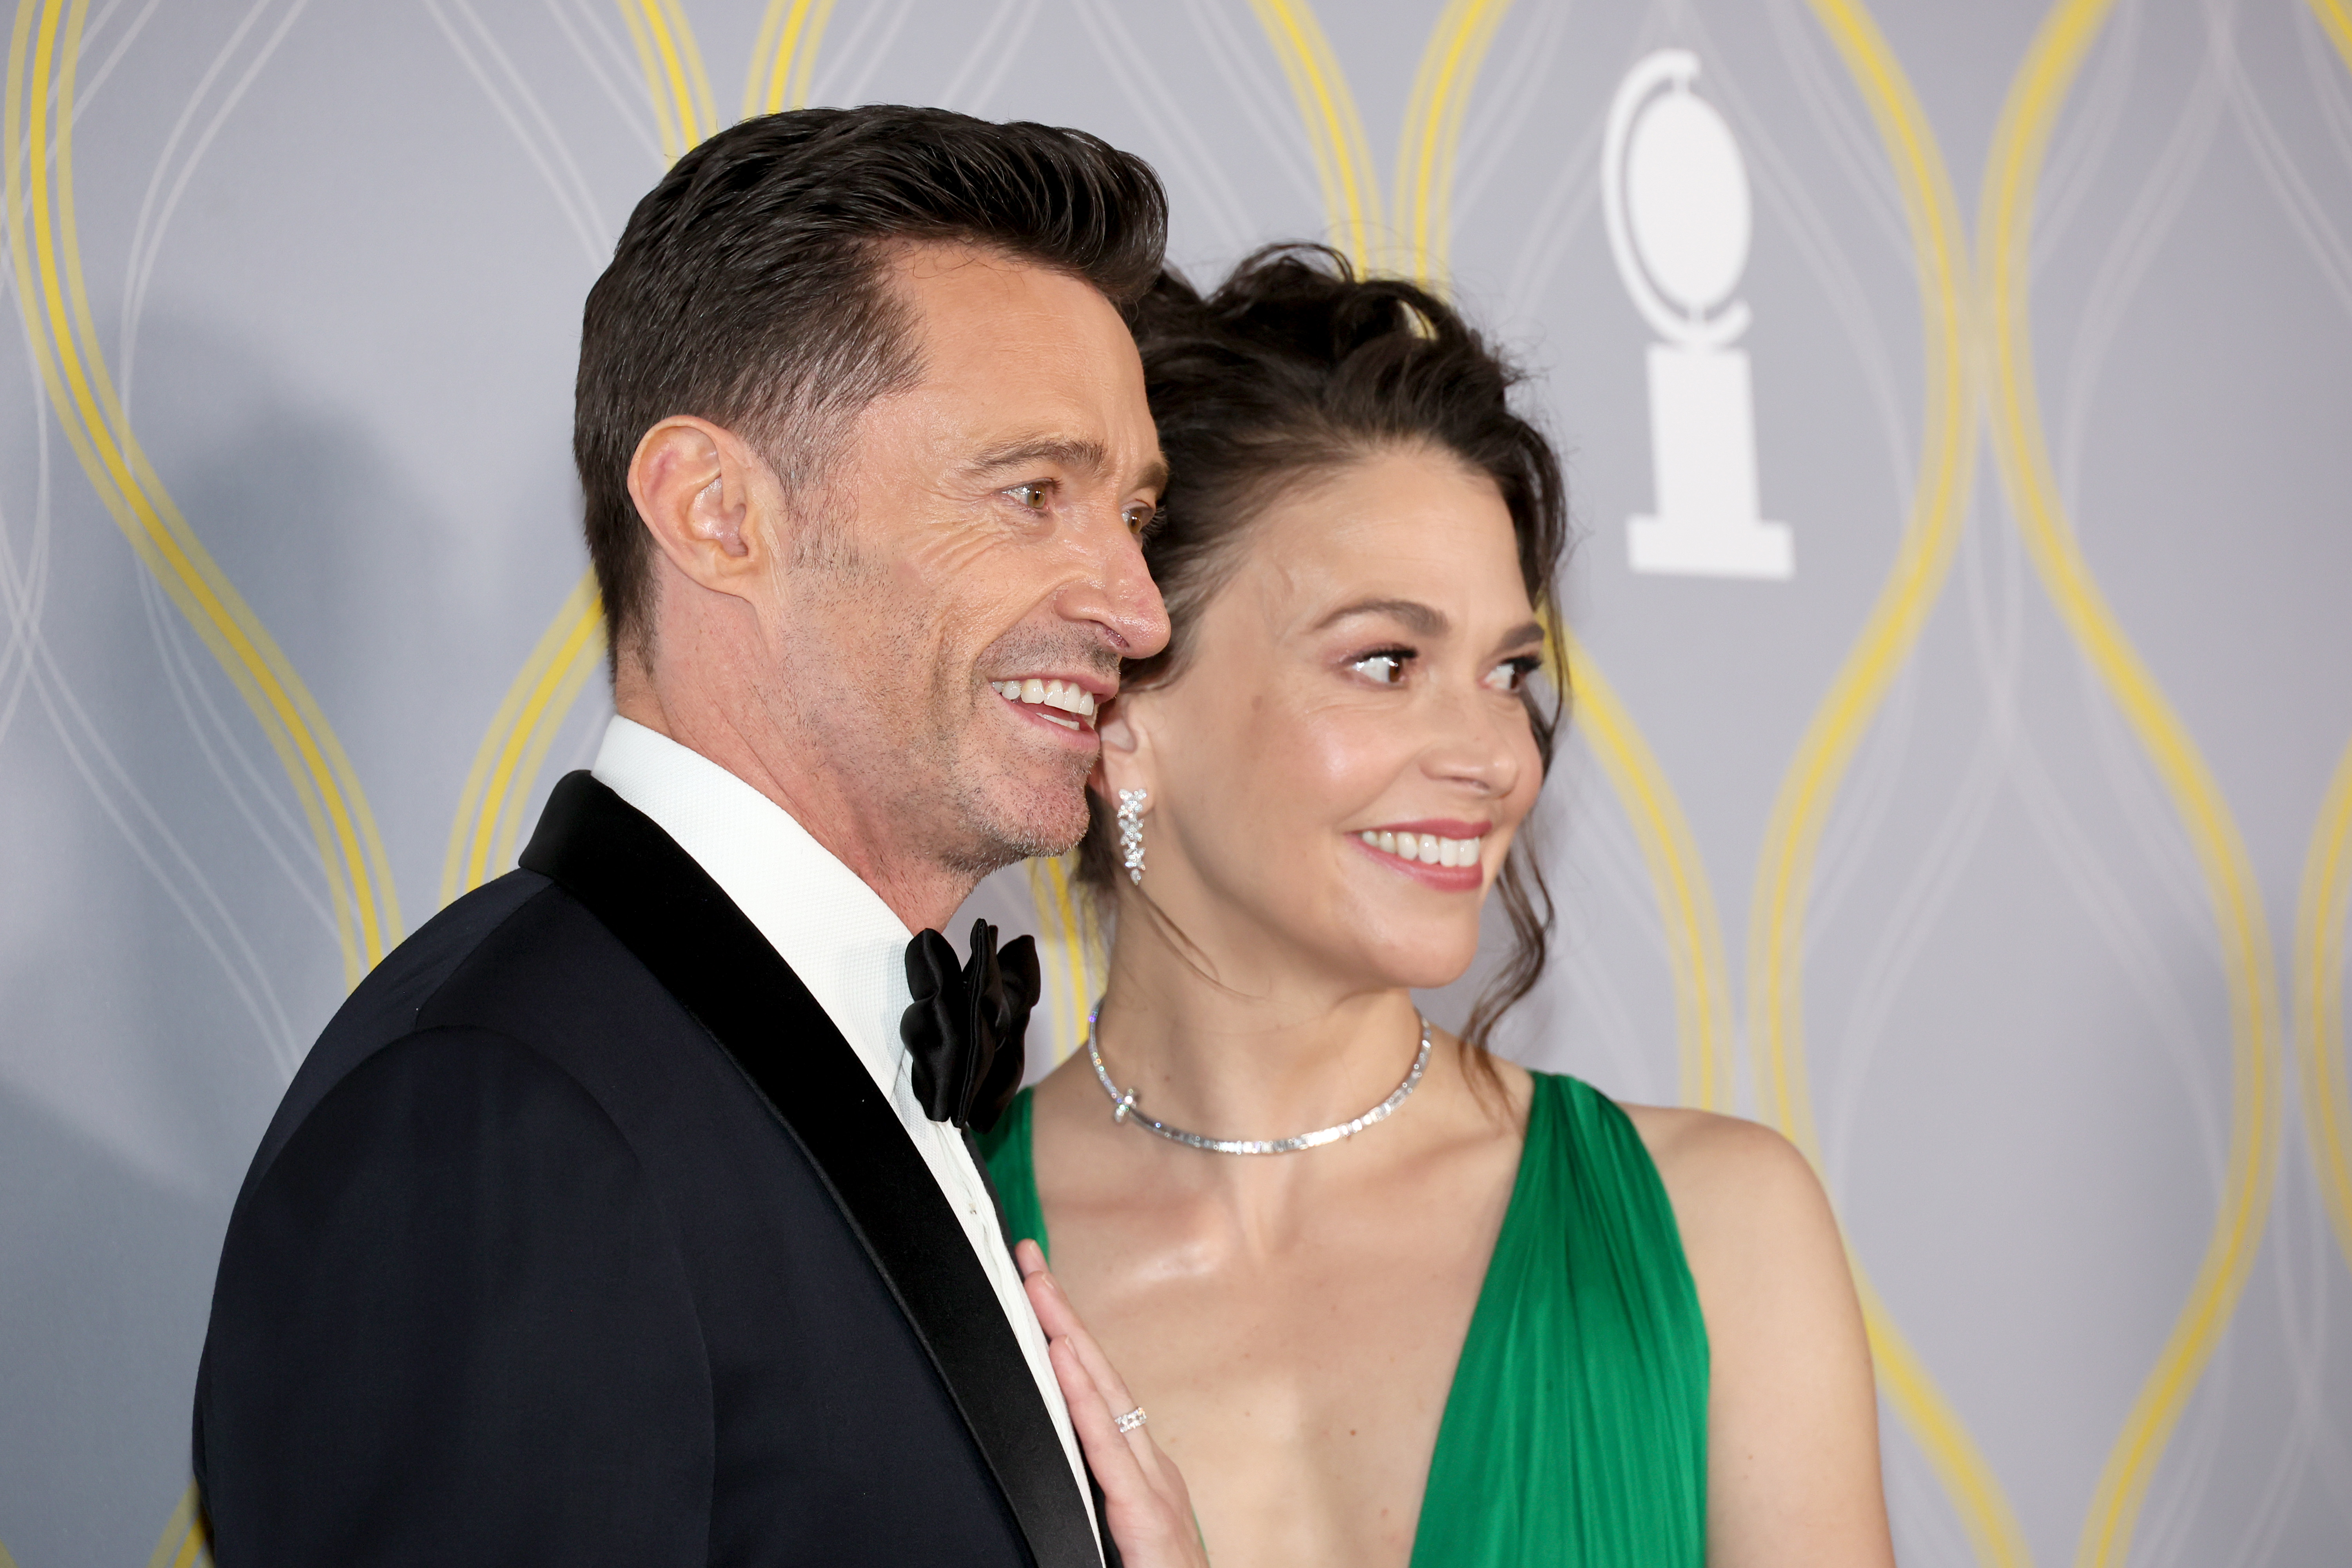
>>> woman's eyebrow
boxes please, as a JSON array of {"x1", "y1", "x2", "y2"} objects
[
  {"x1": 1496, "y1": 620, "x2": 1545, "y2": 649},
  {"x1": 1312, "y1": 597, "x2": 1449, "y2": 635}
]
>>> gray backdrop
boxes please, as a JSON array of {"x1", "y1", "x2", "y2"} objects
[{"x1": 4, "y1": 1, "x2": 2349, "y2": 1564}]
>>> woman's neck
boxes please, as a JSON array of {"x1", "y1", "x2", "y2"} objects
[{"x1": 1091, "y1": 900, "x2": 1429, "y2": 1145}]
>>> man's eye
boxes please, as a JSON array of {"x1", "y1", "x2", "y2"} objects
[
  {"x1": 1123, "y1": 503, "x2": 1161, "y2": 537},
  {"x1": 1006, "y1": 483, "x2": 1052, "y2": 511},
  {"x1": 1350, "y1": 651, "x2": 1412, "y2": 685},
  {"x1": 1484, "y1": 656, "x2": 1541, "y2": 694}
]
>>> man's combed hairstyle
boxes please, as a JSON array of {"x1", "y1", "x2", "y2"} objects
[
  {"x1": 1077, "y1": 244, "x2": 1572, "y2": 1055},
  {"x1": 575, "y1": 105, "x2": 1169, "y2": 667}
]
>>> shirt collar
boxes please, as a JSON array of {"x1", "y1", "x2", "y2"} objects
[{"x1": 589, "y1": 715, "x2": 914, "y2": 1102}]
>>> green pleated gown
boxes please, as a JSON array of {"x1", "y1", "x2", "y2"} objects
[{"x1": 981, "y1": 1072, "x2": 1709, "y2": 1566}]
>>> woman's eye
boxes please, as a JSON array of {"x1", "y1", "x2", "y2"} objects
[
  {"x1": 1351, "y1": 651, "x2": 1411, "y2": 686},
  {"x1": 1484, "y1": 656, "x2": 1540, "y2": 694},
  {"x1": 1006, "y1": 482, "x2": 1052, "y2": 512}
]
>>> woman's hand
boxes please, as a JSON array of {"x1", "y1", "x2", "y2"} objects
[{"x1": 1016, "y1": 1240, "x2": 1209, "y2": 1568}]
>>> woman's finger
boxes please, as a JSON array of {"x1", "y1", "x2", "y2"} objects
[
  {"x1": 1022, "y1": 1263, "x2": 1142, "y2": 1418},
  {"x1": 1050, "y1": 1337, "x2": 1199, "y2": 1566}
]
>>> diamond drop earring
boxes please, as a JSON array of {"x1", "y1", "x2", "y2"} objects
[{"x1": 1116, "y1": 789, "x2": 1149, "y2": 884}]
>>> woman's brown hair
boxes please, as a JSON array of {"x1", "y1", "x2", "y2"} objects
[{"x1": 1078, "y1": 243, "x2": 1571, "y2": 1054}]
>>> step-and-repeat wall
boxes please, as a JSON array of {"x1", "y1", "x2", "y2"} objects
[{"x1": 4, "y1": 1, "x2": 2349, "y2": 1563}]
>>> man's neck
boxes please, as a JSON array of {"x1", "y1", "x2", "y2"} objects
[{"x1": 613, "y1": 683, "x2": 977, "y2": 934}]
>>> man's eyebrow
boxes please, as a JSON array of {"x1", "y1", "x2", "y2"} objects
[
  {"x1": 966, "y1": 437, "x2": 1109, "y2": 477},
  {"x1": 1312, "y1": 597, "x2": 1451, "y2": 636},
  {"x1": 968, "y1": 438, "x2": 1168, "y2": 498}
]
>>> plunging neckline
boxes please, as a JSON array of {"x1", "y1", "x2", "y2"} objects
[{"x1": 982, "y1": 1073, "x2": 1709, "y2": 1566}]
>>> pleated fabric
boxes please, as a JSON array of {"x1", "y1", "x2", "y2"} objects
[{"x1": 981, "y1": 1073, "x2": 1710, "y2": 1567}]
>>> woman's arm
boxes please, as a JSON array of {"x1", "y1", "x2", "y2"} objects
[{"x1": 1630, "y1": 1108, "x2": 1896, "y2": 1568}]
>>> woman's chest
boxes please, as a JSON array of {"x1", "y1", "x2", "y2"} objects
[{"x1": 1057, "y1": 1201, "x2": 1507, "y2": 1568}]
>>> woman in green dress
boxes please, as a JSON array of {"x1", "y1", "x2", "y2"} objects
[{"x1": 994, "y1": 246, "x2": 1895, "y2": 1568}]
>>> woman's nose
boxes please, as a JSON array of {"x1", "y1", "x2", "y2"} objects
[{"x1": 1428, "y1": 680, "x2": 1534, "y2": 794}]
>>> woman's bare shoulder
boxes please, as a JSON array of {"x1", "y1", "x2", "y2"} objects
[
  {"x1": 1608, "y1": 1102, "x2": 1843, "y2": 1273},
  {"x1": 1610, "y1": 1102, "x2": 1893, "y2": 1563}
]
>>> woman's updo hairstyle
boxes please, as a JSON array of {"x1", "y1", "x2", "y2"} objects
[{"x1": 1079, "y1": 243, "x2": 1571, "y2": 1053}]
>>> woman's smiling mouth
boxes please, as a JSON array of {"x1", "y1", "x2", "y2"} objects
[{"x1": 1350, "y1": 820, "x2": 1491, "y2": 890}]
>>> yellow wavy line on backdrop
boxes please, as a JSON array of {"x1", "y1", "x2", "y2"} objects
[
  {"x1": 1245, "y1": 0, "x2": 1383, "y2": 271},
  {"x1": 439, "y1": 571, "x2": 605, "y2": 901},
  {"x1": 143, "y1": 1482, "x2": 205, "y2": 1568},
  {"x1": 2300, "y1": 739, "x2": 2352, "y2": 1274},
  {"x1": 1734, "y1": 1, "x2": 2030, "y2": 1561},
  {"x1": 1379, "y1": 0, "x2": 1739, "y2": 1111},
  {"x1": 1549, "y1": 627, "x2": 1736, "y2": 1110},
  {"x1": 2314, "y1": 0, "x2": 2352, "y2": 71},
  {"x1": 1393, "y1": 0, "x2": 1507, "y2": 288},
  {"x1": 1026, "y1": 851, "x2": 1103, "y2": 1067},
  {"x1": 619, "y1": 0, "x2": 717, "y2": 158},
  {"x1": 1980, "y1": 3, "x2": 2284, "y2": 1565},
  {"x1": 2300, "y1": 0, "x2": 2352, "y2": 1285},
  {"x1": 746, "y1": 0, "x2": 839, "y2": 117},
  {"x1": 443, "y1": 5, "x2": 727, "y2": 900},
  {"x1": 5, "y1": 0, "x2": 402, "y2": 984}
]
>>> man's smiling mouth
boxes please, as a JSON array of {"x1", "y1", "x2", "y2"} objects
[{"x1": 989, "y1": 677, "x2": 1100, "y2": 731}]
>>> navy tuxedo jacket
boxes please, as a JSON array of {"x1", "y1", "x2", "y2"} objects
[{"x1": 192, "y1": 771, "x2": 1103, "y2": 1567}]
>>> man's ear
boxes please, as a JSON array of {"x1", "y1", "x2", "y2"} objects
[{"x1": 626, "y1": 416, "x2": 773, "y2": 597}]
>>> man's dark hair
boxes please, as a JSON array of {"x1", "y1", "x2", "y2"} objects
[{"x1": 575, "y1": 106, "x2": 1169, "y2": 668}]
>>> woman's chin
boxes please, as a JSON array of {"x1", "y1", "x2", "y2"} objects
[{"x1": 1342, "y1": 933, "x2": 1485, "y2": 997}]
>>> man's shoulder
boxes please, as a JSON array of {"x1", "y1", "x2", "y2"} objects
[{"x1": 240, "y1": 868, "x2": 693, "y2": 1200}]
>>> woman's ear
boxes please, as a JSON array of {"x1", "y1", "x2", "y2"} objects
[
  {"x1": 1097, "y1": 702, "x2": 1138, "y2": 755},
  {"x1": 1089, "y1": 694, "x2": 1149, "y2": 802}
]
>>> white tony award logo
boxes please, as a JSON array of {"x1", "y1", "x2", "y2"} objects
[{"x1": 1605, "y1": 50, "x2": 1792, "y2": 580}]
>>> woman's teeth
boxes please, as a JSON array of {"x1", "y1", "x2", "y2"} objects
[
  {"x1": 991, "y1": 678, "x2": 1098, "y2": 730},
  {"x1": 1360, "y1": 829, "x2": 1485, "y2": 869}
]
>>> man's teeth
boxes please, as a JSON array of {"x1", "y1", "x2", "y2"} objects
[
  {"x1": 1359, "y1": 829, "x2": 1485, "y2": 869},
  {"x1": 991, "y1": 678, "x2": 1098, "y2": 722}
]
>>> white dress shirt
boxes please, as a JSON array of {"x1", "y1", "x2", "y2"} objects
[{"x1": 592, "y1": 716, "x2": 1096, "y2": 1547}]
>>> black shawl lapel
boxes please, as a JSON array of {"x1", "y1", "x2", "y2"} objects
[{"x1": 521, "y1": 771, "x2": 1101, "y2": 1568}]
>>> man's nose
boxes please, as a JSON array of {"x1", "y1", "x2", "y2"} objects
[{"x1": 1057, "y1": 511, "x2": 1169, "y2": 659}]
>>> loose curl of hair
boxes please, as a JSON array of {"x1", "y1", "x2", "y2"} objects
[{"x1": 1076, "y1": 244, "x2": 1571, "y2": 1060}]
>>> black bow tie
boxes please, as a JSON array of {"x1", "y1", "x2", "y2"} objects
[{"x1": 901, "y1": 918, "x2": 1039, "y2": 1134}]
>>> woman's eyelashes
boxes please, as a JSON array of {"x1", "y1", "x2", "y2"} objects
[
  {"x1": 1484, "y1": 654, "x2": 1543, "y2": 694},
  {"x1": 1347, "y1": 647, "x2": 1543, "y2": 693},
  {"x1": 1348, "y1": 646, "x2": 1418, "y2": 686}
]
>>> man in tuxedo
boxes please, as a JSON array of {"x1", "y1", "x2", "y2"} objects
[{"x1": 193, "y1": 107, "x2": 1190, "y2": 1566}]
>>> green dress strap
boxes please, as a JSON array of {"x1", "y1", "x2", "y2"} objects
[
  {"x1": 1409, "y1": 1072, "x2": 1707, "y2": 1566},
  {"x1": 980, "y1": 1074, "x2": 1708, "y2": 1567},
  {"x1": 980, "y1": 1087, "x2": 1050, "y2": 1259}
]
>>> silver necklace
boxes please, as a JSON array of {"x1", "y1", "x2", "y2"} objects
[{"x1": 1085, "y1": 1010, "x2": 1433, "y2": 1155}]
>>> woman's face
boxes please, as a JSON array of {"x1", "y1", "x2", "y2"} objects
[{"x1": 1109, "y1": 445, "x2": 1547, "y2": 995}]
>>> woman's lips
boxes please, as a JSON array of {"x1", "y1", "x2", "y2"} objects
[{"x1": 1351, "y1": 828, "x2": 1486, "y2": 891}]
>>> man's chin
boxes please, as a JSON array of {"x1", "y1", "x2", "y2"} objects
[{"x1": 949, "y1": 767, "x2": 1094, "y2": 873}]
